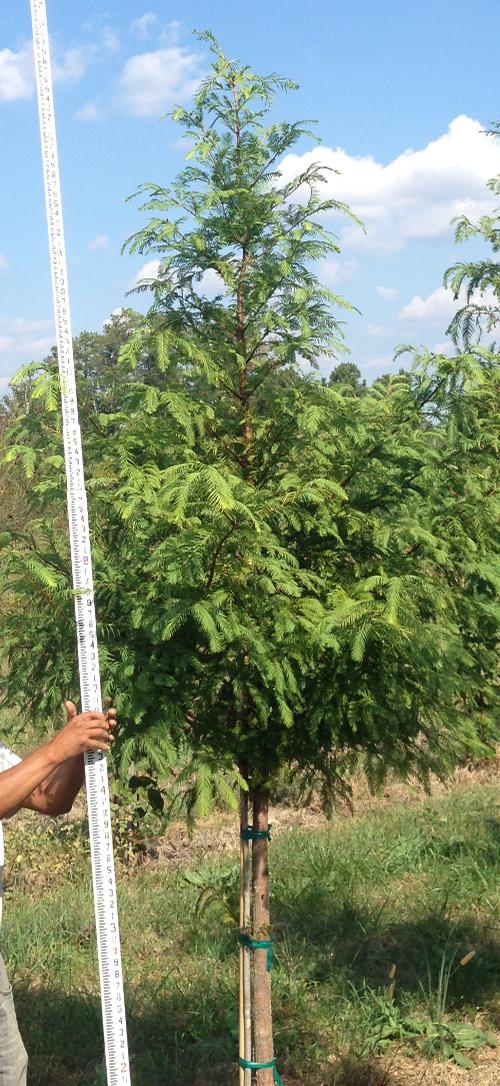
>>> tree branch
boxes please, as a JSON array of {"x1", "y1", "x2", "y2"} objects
[{"x1": 205, "y1": 523, "x2": 237, "y2": 590}]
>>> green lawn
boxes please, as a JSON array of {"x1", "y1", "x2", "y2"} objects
[{"x1": 1, "y1": 780, "x2": 499, "y2": 1085}]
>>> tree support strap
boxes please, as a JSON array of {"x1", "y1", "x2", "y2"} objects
[
  {"x1": 239, "y1": 1057, "x2": 283, "y2": 1084},
  {"x1": 238, "y1": 933, "x2": 273, "y2": 971},
  {"x1": 240, "y1": 826, "x2": 272, "y2": 841}
]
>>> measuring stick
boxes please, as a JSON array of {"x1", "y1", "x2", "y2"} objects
[{"x1": 29, "y1": 3, "x2": 131, "y2": 1083}]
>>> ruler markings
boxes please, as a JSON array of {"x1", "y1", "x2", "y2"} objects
[{"x1": 29, "y1": 3, "x2": 131, "y2": 1083}]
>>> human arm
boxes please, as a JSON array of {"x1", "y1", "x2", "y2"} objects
[
  {"x1": 0, "y1": 703, "x2": 116, "y2": 819},
  {"x1": 24, "y1": 702, "x2": 118, "y2": 816},
  {"x1": 22, "y1": 753, "x2": 85, "y2": 816}
]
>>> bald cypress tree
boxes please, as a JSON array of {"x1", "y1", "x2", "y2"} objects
[{"x1": 1, "y1": 39, "x2": 498, "y2": 1085}]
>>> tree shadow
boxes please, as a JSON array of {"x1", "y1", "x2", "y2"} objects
[
  {"x1": 12, "y1": 814, "x2": 500, "y2": 1084},
  {"x1": 273, "y1": 861, "x2": 500, "y2": 1010},
  {"x1": 14, "y1": 982, "x2": 238, "y2": 1086},
  {"x1": 11, "y1": 906, "x2": 500, "y2": 1086},
  {"x1": 327, "y1": 1056, "x2": 394, "y2": 1086}
]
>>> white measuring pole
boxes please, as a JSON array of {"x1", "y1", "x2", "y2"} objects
[{"x1": 29, "y1": 3, "x2": 131, "y2": 1083}]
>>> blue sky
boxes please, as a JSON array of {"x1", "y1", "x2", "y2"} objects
[{"x1": 1, "y1": 0, "x2": 499, "y2": 389}]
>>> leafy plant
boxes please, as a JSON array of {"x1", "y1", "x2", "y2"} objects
[
  {"x1": 108, "y1": 772, "x2": 167, "y2": 866},
  {"x1": 0, "y1": 35, "x2": 498, "y2": 1086},
  {"x1": 417, "y1": 945, "x2": 498, "y2": 1068},
  {"x1": 345, "y1": 957, "x2": 498, "y2": 1071},
  {"x1": 417, "y1": 1017, "x2": 497, "y2": 1070},
  {"x1": 183, "y1": 867, "x2": 239, "y2": 925}
]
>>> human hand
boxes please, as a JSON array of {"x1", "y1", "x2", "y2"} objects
[{"x1": 47, "y1": 701, "x2": 117, "y2": 763}]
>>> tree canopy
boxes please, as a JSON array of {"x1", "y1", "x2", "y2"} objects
[{"x1": 0, "y1": 42, "x2": 497, "y2": 806}]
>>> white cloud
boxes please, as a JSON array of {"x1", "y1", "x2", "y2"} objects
[
  {"x1": 399, "y1": 286, "x2": 456, "y2": 323},
  {"x1": 1, "y1": 27, "x2": 125, "y2": 106},
  {"x1": 377, "y1": 286, "x2": 398, "y2": 302},
  {"x1": 431, "y1": 340, "x2": 453, "y2": 355},
  {"x1": 131, "y1": 259, "x2": 161, "y2": 288},
  {"x1": 132, "y1": 13, "x2": 158, "y2": 40},
  {"x1": 398, "y1": 283, "x2": 497, "y2": 323},
  {"x1": 52, "y1": 48, "x2": 88, "y2": 84},
  {"x1": 317, "y1": 258, "x2": 359, "y2": 286},
  {"x1": 193, "y1": 268, "x2": 225, "y2": 297},
  {"x1": 279, "y1": 116, "x2": 500, "y2": 251},
  {"x1": 0, "y1": 39, "x2": 95, "y2": 103},
  {"x1": 23, "y1": 335, "x2": 55, "y2": 354},
  {"x1": 0, "y1": 318, "x2": 53, "y2": 336},
  {"x1": 0, "y1": 318, "x2": 55, "y2": 370},
  {"x1": 366, "y1": 323, "x2": 387, "y2": 337},
  {"x1": 0, "y1": 254, "x2": 8, "y2": 270},
  {"x1": 76, "y1": 100, "x2": 103, "y2": 121},
  {"x1": 362, "y1": 354, "x2": 395, "y2": 372},
  {"x1": 160, "y1": 21, "x2": 182, "y2": 46},
  {"x1": 117, "y1": 46, "x2": 203, "y2": 117},
  {"x1": 100, "y1": 28, "x2": 120, "y2": 55},
  {"x1": 0, "y1": 45, "x2": 33, "y2": 102},
  {"x1": 89, "y1": 234, "x2": 110, "y2": 252}
]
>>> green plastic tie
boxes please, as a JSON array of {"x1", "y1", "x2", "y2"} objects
[
  {"x1": 239, "y1": 1057, "x2": 283, "y2": 1084},
  {"x1": 240, "y1": 825, "x2": 272, "y2": 842},
  {"x1": 238, "y1": 933, "x2": 273, "y2": 972}
]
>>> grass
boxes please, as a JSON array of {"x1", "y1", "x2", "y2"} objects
[{"x1": 1, "y1": 779, "x2": 499, "y2": 1085}]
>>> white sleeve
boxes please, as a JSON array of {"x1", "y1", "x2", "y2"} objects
[
  {"x1": 0, "y1": 743, "x2": 22, "y2": 771},
  {"x1": 0, "y1": 743, "x2": 23, "y2": 824}
]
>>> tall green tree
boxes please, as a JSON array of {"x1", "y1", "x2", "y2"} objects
[{"x1": 1, "y1": 39, "x2": 498, "y2": 1084}]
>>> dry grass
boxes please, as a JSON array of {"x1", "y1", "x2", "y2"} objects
[
  {"x1": 148, "y1": 752, "x2": 500, "y2": 869},
  {"x1": 387, "y1": 1042, "x2": 500, "y2": 1085}
]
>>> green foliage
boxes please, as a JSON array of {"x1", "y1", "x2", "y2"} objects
[
  {"x1": 108, "y1": 772, "x2": 168, "y2": 865},
  {"x1": 345, "y1": 955, "x2": 498, "y2": 1070},
  {"x1": 0, "y1": 40, "x2": 498, "y2": 805},
  {"x1": 327, "y1": 361, "x2": 366, "y2": 394},
  {"x1": 416, "y1": 946, "x2": 498, "y2": 1068},
  {"x1": 183, "y1": 866, "x2": 239, "y2": 925},
  {"x1": 444, "y1": 124, "x2": 499, "y2": 348}
]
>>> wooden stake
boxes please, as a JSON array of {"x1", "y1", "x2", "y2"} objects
[
  {"x1": 239, "y1": 787, "x2": 251, "y2": 1085},
  {"x1": 252, "y1": 790, "x2": 274, "y2": 1086},
  {"x1": 243, "y1": 798, "x2": 252, "y2": 1080}
]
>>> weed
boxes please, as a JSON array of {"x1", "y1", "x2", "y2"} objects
[{"x1": 417, "y1": 944, "x2": 498, "y2": 1068}]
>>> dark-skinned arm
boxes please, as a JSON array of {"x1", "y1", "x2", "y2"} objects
[
  {"x1": 24, "y1": 702, "x2": 117, "y2": 816},
  {"x1": 0, "y1": 703, "x2": 116, "y2": 819}
]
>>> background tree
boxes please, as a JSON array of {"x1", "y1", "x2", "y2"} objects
[
  {"x1": 327, "y1": 360, "x2": 366, "y2": 394},
  {"x1": 444, "y1": 123, "x2": 499, "y2": 348},
  {"x1": 1, "y1": 38, "x2": 498, "y2": 1085}
]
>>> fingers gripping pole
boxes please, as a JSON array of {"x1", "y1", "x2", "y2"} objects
[{"x1": 29, "y1": 3, "x2": 131, "y2": 1083}]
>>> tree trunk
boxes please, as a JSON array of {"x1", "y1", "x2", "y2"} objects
[
  {"x1": 251, "y1": 789, "x2": 274, "y2": 1086},
  {"x1": 239, "y1": 786, "x2": 252, "y2": 1086}
]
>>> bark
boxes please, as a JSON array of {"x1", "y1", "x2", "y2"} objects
[{"x1": 251, "y1": 789, "x2": 274, "y2": 1086}]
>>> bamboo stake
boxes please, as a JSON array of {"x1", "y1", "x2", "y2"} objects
[
  {"x1": 243, "y1": 796, "x2": 252, "y2": 1081},
  {"x1": 239, "y1": 787, "x2": 251, "y2": 1085},
  {"x1": 252, "y1": 790, "x2": 274, "y2": 1086}
]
